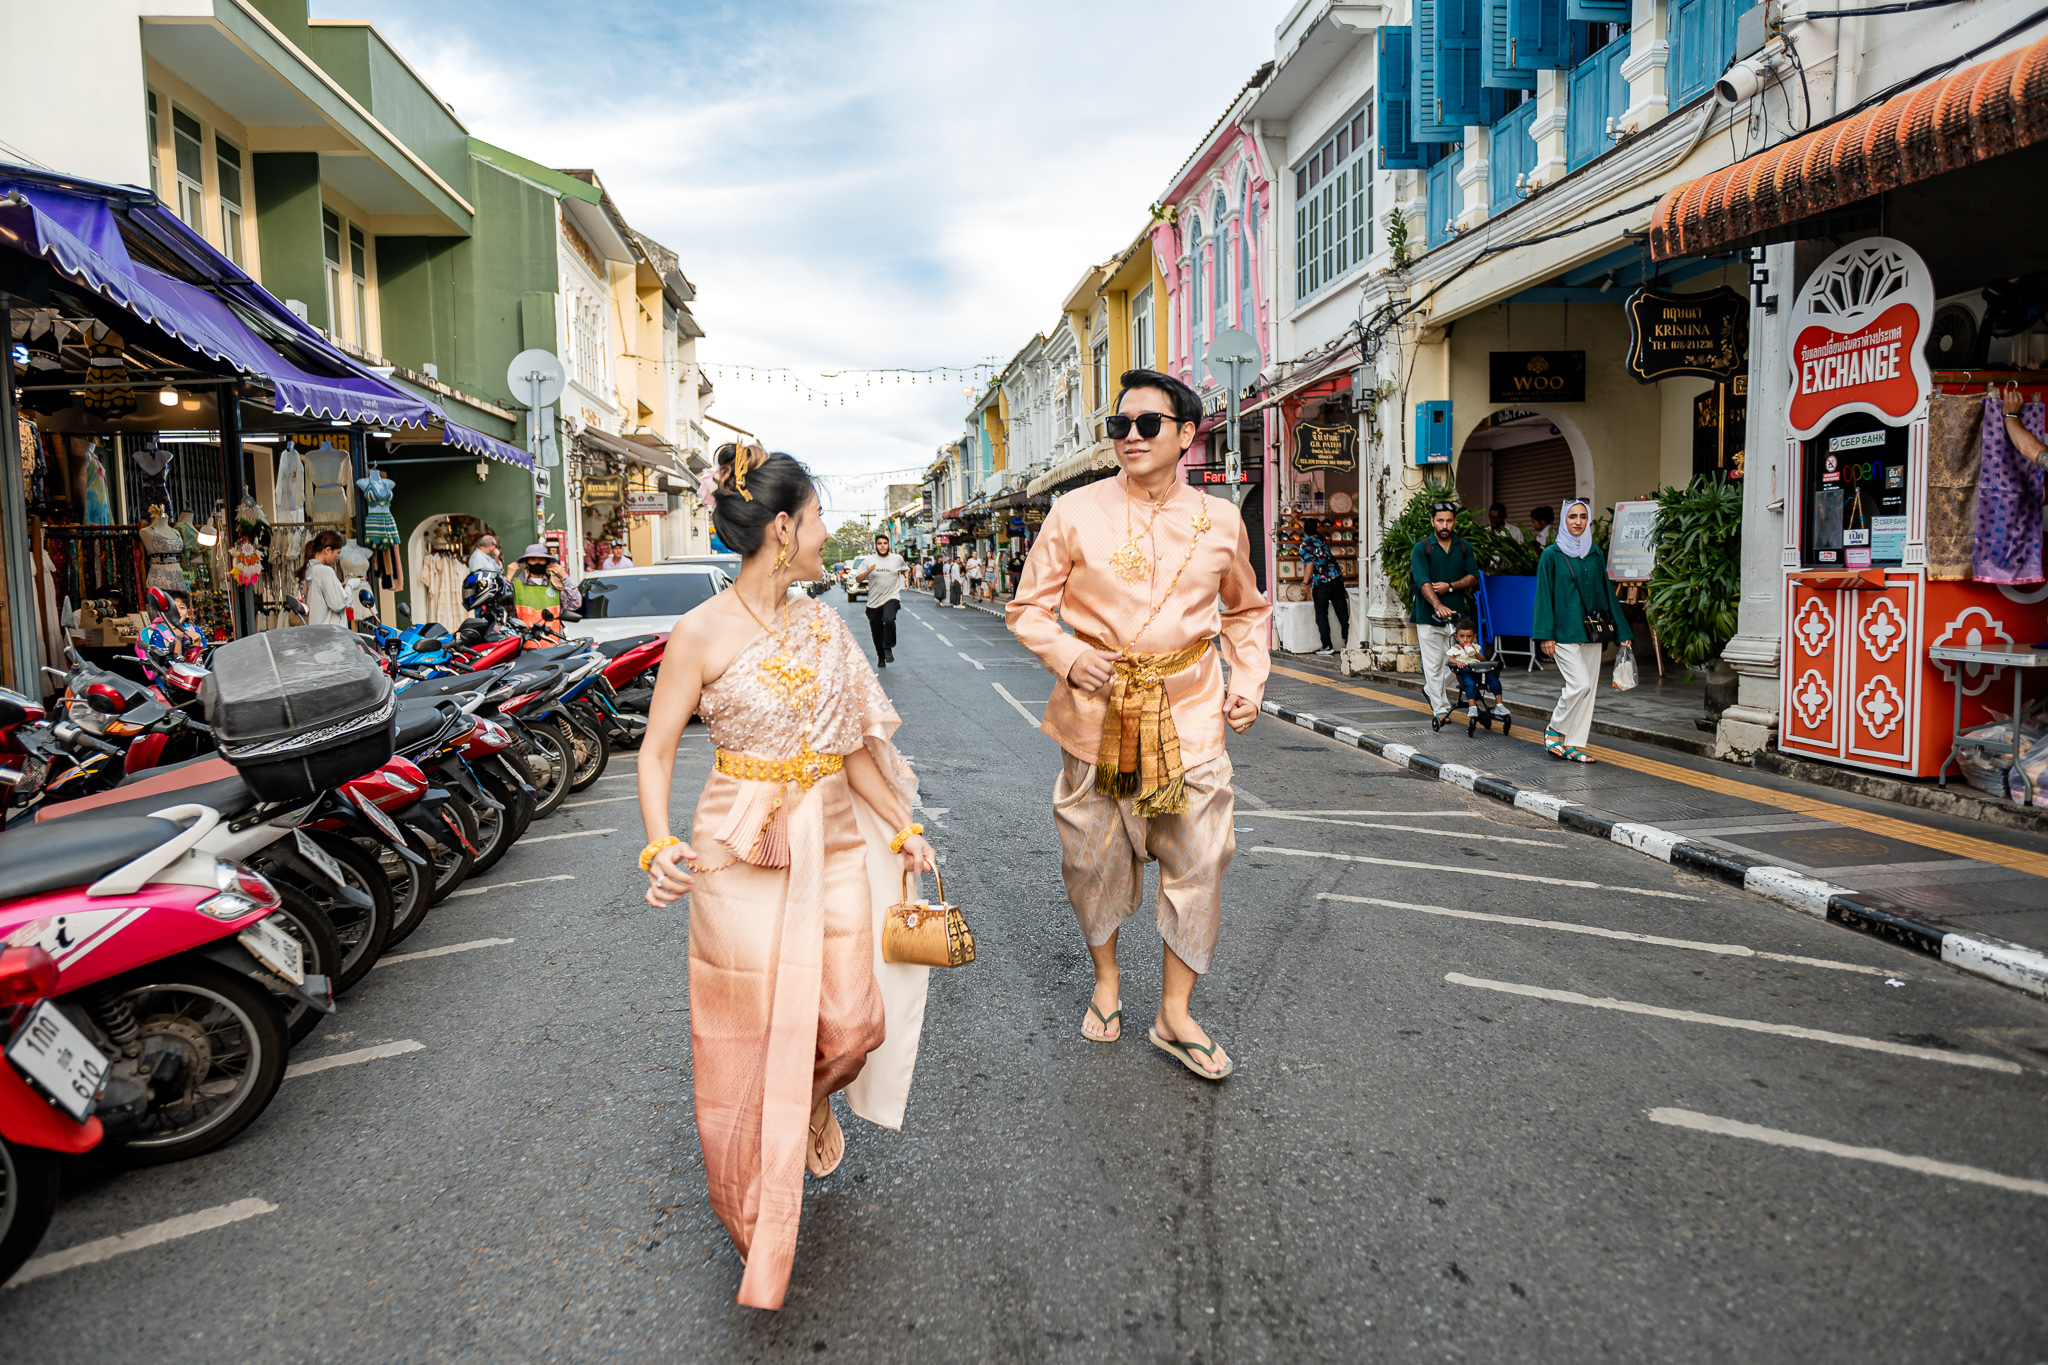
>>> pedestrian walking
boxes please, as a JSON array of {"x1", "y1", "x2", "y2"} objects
[
  {"x1": 1408, "y1": 500, "x2": 1479, "y2": 721},
  {"x1": 300, "y1": 529, "x2": 350, "y2": 626},
  {"x1": 1300, "y1": 524, "x2": 1348, "y2": 655},
  {"x1": 854, "y1": 531, "x2": 906, "y2": 667},
  {"x1": 638, "y1": 441, "x2": 936, "y2": 1312},
  {"x1": 1008, "y1": 368, "x2": 1271, "y2": 1081},
  {"x1": 1532, "y1": 497, "x2": 1630, "y2": 763},
  {"x1": 967, "y1": 552, "x2": 983, "y2": 602},
  {"x1": 467, "y1": 533, "x2": 503, "y2": 574},
  {"x1": 948, "y1": 557, "x2": 964, "y2": 608}
]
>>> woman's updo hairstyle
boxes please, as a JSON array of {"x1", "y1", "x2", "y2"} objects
[{"x1": 706, "y1": 441, "x2": 818, "y2": 557}]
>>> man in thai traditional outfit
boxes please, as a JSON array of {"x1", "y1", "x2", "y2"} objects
[{"x1": 1007, "y1": 369, "x2": 1271, "y2": 1080}]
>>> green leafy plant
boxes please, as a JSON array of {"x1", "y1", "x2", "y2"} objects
[
  {"x1": 1644, "y1": 474, "x2": 1743, "y2": 667},
  {"x1": 1387, "y1": 210, "x2": 1411, "y2": 267}
]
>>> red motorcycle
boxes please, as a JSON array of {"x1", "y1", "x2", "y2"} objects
[{"x1": 0, "y1": 944, "x2": 105, "y2": 1283}]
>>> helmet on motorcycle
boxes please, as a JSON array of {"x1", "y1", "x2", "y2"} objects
[{"x1": 462, "y1": 570, "x2": 511, "y2": 612}]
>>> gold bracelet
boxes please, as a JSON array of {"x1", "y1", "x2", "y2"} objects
[
  {"x1": 888, "y1": 823, "x2": 924, "y2": 854},
  {"x1": 639, "y1": 835, "x2": 682, "y2": 872}
]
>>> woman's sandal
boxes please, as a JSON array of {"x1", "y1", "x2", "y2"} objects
[
  {"x1": 1545, "y1": 730, "x2": 1568, "y2": 759},
  {"x1": 1148, "y1": 1027, "x2": 1234, "y2": 1080},
  {"x1": 806, "y1": 1100, "x2": 844, "y2": 1178},
  {"x1": 1563, "y1": 746, "x2": 1596, "y2": 763},
  {"x1": 1082, "y1": 999, "x2": 1122, "y2": 1043}
]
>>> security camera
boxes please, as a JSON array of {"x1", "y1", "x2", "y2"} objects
[{"x1": 1716, "y1": 47, "x2": 1777, "y2": 104}]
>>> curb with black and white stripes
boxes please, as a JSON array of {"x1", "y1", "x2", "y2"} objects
[{"x1": 1260, "y1": 700, "x2": 2048, "y2": 1001}]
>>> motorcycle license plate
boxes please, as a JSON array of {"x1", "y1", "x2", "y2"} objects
[
  {"x1": 294, "y1": 830, "x2": 350, "y2": 890},
  {"x1": 239, "y1": 914, "x2": 306, "y2": 986},
  {"x1": 354, "y1": 792, "x2": 404, "y2": 843},
  {"x1": 6, "y1": 1000, "x2": 109, "y2": 1123}
]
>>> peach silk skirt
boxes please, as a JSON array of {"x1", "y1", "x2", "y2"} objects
[{"x1": 685, "y1": 765, "x2": 929, "y2": 1310}]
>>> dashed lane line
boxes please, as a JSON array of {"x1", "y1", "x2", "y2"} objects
[
  {"x1": 957, "y1": 652, "x2": 985, "y2": 671},
  {"x1": 284, "y1": 1039, "x2": 426, "y2": 1080},
  {"x1": 935, "y1": 633, "x2": 952, "y2": 646},
  {"x1": 522, "y1": 827, "x2": 618, "y2": 843},
  {"x1": 1647, "y1": 1108, "x2": 2048, "y2": 1197},
  {"x1": 446, "y1": 874, "x2": 577, "y2": 899},
  {"x1": 1445, "y1": 973, "x2": 2020, "y2": 1073},
  {"x1": 7, "y1": 1199, "x2": 278, "y2": 1287},
  {"x1": 1256, "y1": 845, "x2": 1701, "y2": 900},
  {"x1": 374, "y1": 938, "x2": 515, "y2": 968},
  {"x1": 992, "y1": 683, "x2": 1039, "y2": 724},
  {"x1": 1258, "y1": 813, "x2": 1562, "y2": 847},
  {"x1": 1318, "y1": 893, "x2": 1903, "y2": 977}
]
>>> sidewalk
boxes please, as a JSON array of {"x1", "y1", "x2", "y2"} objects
[{"x1": 1256, "y1": 658, "x2": 2048, "y2": 999}]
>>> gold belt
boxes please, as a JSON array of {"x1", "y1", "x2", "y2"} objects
[
  {"x1": 1074, "y1": 632, "x2": 1210, "y2": 818},
  {"x1": 715, "y1": 746, "x2": 845, "y2": 792}
]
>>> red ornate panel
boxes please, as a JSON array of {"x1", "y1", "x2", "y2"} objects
[
  {"x1": 1844, "y1": 576, "x2": 1917, "y2": 768},
  {"x1": 1782, "y1": 582, "x2": 1845, "y2": 758}
]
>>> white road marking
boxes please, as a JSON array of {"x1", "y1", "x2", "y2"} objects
[
  {"x1": 560, "y1": 794, "x2": 637, "y2": 808},
  {"x1": 375, "y1": 938, "x2": 514, "y2": 968},
  {"x1": 1237, "y1": 789, "x2": 1273, "y2": 809},
  {"x1": 918, "y1": 618, "x2": 933, "y2": 630},
  {"x1": 935, "y1": 633, "x2": 952, "y2": 646},
  {"x1": 1318, "y1": 894, "x2": 1902, "y2": 977},
  {"x1": 1445, "y1": 973, "x2": 2020, "y2": 1073},
  {"x1": 1256, "y1": 845, "x2": 1700, "y2": 900},
  {"x1": 992, "y1": 682, "x2": 1038, "y2": 724},
  {"x1": 1258, "y1": 813, "x2": 1561, "y2": 847},
  {"x1": 957, "y1": 652, "x2": 984, "y2": 670},
  {"x1": 1648, "y1": 1108, "x2": 2048, "y2": 1197},
  {"x1": 523, "y1": 827, "x2": 618, "y2": 843},
  {"x1": 1258, "y1": 809, "x2": 1491, "y2": 817},
  {"x1": 7, "y1": 1198, "x2": 278, "y2": 1287},
  {"x1": 447, "y1": 874, "x2": 577, "y2": 900},
  {"x1": 285, "y1": 1038, "x2": 426, "y2": 1079}
]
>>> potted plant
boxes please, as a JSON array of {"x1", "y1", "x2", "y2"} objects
[{"x1": 1644, "y1": 474, "x2": 1743, "y2": 695}]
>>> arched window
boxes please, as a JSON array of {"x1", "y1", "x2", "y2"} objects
[
  {"x1": 1240, "y1": 180, "x2": 1256, "y2": 333},
  {"x1": 1211, "y1": 192, "x2": 1229, "y2": 326},
  {"x1": 1187, "y1": 212, "x2": 1204, "y2": 346}
]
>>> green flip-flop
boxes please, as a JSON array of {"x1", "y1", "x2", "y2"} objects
[
  {"x1": 1148, "y1": 1027, "x2": 1234, "y2": 1080},
  {"x1": 1082, "y1": 1000, "x2": 1122, "y2": 1043}
]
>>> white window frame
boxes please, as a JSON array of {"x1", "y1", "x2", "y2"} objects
[
  {"x1": 349, "y1": 224, "x2": 369, "y2": 346},
  {"x1": 1131, "y1": 284, "x2": 1153, "y2": 373},
  {"x1": 322, "y1": 207, "x2": 346, "y2": 342},
  {"x1": 216, "y1": 135, "x2": 245, "y2": 267},
  {"x1": 170, "y1": 106, "x2": 205, "y2": 234},
  {"x1": 1293, "y1": 101, "x2": 1374, "y2": 306}
]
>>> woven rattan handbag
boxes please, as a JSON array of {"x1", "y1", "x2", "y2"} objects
[{"x1": 882, "y1": 867, "x2": 975, "y2": 968}]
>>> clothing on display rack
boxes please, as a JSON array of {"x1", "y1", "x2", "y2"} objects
[
  {"x1": 1926, "y1": 391, "x2": 1983, "y2": 581},
  {"x1": 358, "y1": 468, "x2": 399, "y2": 547},
  {"x1": 306, "y1": 443, "x2": 352, "y2": 525},
  {"x1": 80, "y1": 324, "x2": 135, "y2": 420},
  {"x1": 1972, "y1": 389, "x2": 2046, "y2": 585},
  {"x1": 275, "y1": 445, "x2": 308, "y2": 524},
  {"x1": 130, "y1": 444, "x2": 174, "y2": 516},
  {"x1": 82, "y1": 444, "x2": 113, "y2": 526}
]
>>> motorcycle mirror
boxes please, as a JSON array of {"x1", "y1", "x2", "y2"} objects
[
  {"x1": 286, "y1": 595, "x2": 310, "y2": 619},
  {"x1": 146, "y1": 586, "x2": 173, "y2": 612},
  {"x1": 84, "y1": 682, "x2": 126, "y2": 715},
  {"x1": 559, "y1": 609, "x2": 583, "y2": 623},
  {"x1": 397, "y1": 600, "x2": 413, "y2": 620},
  {"x1": 542, "y1": 607, "x2": 559, "y2": 622}
]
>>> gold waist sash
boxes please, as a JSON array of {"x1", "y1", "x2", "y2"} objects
[
  {"x1": 715, "y1": 746, "x2": 845, "y2": 792},
  {"x1": 1074, "y1": 632, "x2": 1210, "y2": 818}
]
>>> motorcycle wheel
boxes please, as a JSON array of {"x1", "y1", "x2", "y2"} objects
[
  {"x1": 353, "y1": 828, "x2": 432, "y2": 949},
  {"x1": 269, "y1": 883, "x2": 345, "y2": 1047},
  {"x1": 0, "y1": 1137, "x2": 60, "y2": 1286},
  {"x1": 558, "y1": 711, "x2": 610, "y2": 792},
  {"x1": 274, "y1": 833, "x2": 393, "y2": 994},
  {"x1": 425, "y1": 795, "x2": 479, "y2": 907},
  {"x1": 522, "y1": 724, "x2": 574, "y2": 820},
  {"x1": 460, "y1": 784, "x2": 514, "y2": 878},
  {"x1": 479, "y1": 767, "x2": 535, "y2": 850},
  {"x1": 98, "y1": 960, "x2": 290, "y2": 1166}
]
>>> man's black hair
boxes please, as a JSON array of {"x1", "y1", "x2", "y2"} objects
[
  {"x1": 1488, "y1": 501, "x2": 1507, "y2": 515},
  {"x1": 1531, "y1": 505, "x2": 1555, "y2": 523},
  {"x1": 1116, "y1": 369, "x2": 1202, "y2": 426}
]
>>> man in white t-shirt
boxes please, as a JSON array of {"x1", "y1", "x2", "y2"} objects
[
  {"x1": 853, "y1": 532, "x2": 908, "y2": 666},
  {"x1": 468, "y1": 534, "x2": 502, "y2": 574}
]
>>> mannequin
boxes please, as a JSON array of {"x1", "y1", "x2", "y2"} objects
[
  {"x1": 142, "y1": 505, "x2": 185, "y2": 591},
  {"x1": 358, "y1": 467, "x2": 399, "y2": 548},
  {"x1": 306, "y1": 442, "x2": 351, "y2": 525},
  {"x1": 275, "y1": 443, "x2": 308, "y2": 524}
]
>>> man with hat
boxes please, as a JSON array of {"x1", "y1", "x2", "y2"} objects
[
  {"x1": 510, "y1": 541, "x2": 581, "y2": 628},
  {"x1": 1410, "y1": 501, "x2": 1479, "y2": 721}
]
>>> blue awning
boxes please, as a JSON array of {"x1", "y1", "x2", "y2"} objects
[{"x1": 442, "y1": 420, "x2": 534, "y2": 471}]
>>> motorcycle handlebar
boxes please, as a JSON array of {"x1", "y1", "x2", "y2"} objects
[{"x1": 53, "y1": 720, "x2": 123, "y2": 758}]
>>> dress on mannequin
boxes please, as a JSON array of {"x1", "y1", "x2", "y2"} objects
[
  {"x1": 131, "y1": 444, "x2": 173, "y2": 515},
  {"x1": 275, "y1": 445, "x2": 308, "y2": 524},
  {"x1": 358, "y1": 469, "x2": 399, "y2": 547},
  {"x1": 142, "y1": 511, "x2": 185, "y2": 591},
  {"x1": 306, "y1": 444, "x2": 351, "y2": 525},
  {"x1": 82, "y1": 443, "x2": 113, "y2": 525}
]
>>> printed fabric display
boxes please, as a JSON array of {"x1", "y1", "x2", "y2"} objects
[
  {"x1": 1972, "y1": 391, "x2": 2046, "y2": 585},
  {"x1": 358, "y1": 469, "x2": 399, "y2": 547},
  {"x1": 1925, "y1": 392, "x2": 1983, "y2": 580}
]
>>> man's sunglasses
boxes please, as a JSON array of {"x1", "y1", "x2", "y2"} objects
[{"x1": 1105, "y1": 413, "x2": 1183, "y2": 440}]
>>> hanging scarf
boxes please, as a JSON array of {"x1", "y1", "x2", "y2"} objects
[{"x1": 1557, "y1": 499, "x2": 1594, "y2": 559}]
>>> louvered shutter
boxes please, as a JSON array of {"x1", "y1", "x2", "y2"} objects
[
  {"x1": 1568, "y1": 0, "x2": 1631, "y2": 18},
  {"x1": 1413, "y1": 0, "x2": 1463, "y2": 140},
  {"x1": 1436, "y1": 0, "x2": 1490, "y2": 126},
  {"x1": 1483, "y1": 0, "x2": 1537, "y2": 88},
  {"x1": 1507, "y1": 0, "x2": 1570, "y2": 71},
  {"x1": 1378, "y1": 28, "x2": 1427, "y2": 168}
]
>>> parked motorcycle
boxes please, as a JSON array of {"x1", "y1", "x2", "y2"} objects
[{"x1": 0, "y1": 944, "x2": 105, "y2": 1282}]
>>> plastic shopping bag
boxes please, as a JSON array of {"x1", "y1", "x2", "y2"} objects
[{"x1": 1611, "y1": 645, "x2": 1638, "y2": 691}]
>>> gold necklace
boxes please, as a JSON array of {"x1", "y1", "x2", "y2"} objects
[
  {"x1": 1125, "y1": 497, "x2": 1213, "y2": 650},
  {"x1": 1110, "y1": 477, "x2": 1174, "y2": 583}
]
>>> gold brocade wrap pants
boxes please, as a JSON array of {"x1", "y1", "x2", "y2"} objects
[
  {"x1": 1074, "y1": 632, "x2": 1210, "y2": 818},
  {"x1": 1053, "y1": 751, "x2": 1235, "y2": 974},
  {"x1": 687, "y1": 766, "x2": 885, "y2": 1311}
]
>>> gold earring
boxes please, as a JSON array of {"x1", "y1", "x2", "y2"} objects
[{"x1": 773, "y1": 538, "x2": 790, "y2": 571}]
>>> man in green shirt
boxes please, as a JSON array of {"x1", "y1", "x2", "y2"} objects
[{"x1": 1409, "y1": 501, "x2": 1479, "y2": 719}]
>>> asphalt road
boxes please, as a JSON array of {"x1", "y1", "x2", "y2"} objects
[{"x1": 6, "y1": 591, "x2": 2047, "y2": 1363}]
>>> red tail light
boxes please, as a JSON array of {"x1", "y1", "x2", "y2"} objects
[{"x1": 0, "y1": 945, "x2": 61, "y2": 1006}]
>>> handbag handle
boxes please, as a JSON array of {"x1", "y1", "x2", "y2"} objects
[{"x1": 900, "y1": 863, "x2": 945, "y2": 905}]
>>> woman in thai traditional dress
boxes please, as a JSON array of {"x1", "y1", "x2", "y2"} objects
[{"x1": 638, "y1": 442, "x2": 936, "y2": 1312}]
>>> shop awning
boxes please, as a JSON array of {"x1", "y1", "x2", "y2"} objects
[
  {"x1": 442, "y1": 420, "x2": 534, "y2": 471},
  {"x1": 1026, "y1": 440, "x2": 1117, "y2": 496},
  {"x1": 1650, "y1": 34, "x2": 2048, "y2": 260},
  {"x1": 574, "y1": 424, "x2": 677, "y2": 472},
  {"x1": 1242, "y1": 347, "x2": 1359, "y2": 416},
  {"x1": 0, "y1": 168, "x2": 441, "y2": 428}
]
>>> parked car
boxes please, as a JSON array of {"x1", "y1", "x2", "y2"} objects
[
  {"x1": 842, "y1": 556, "x2": 871, "y2": 602},
  {"x1": 565, "y1": 564, "x2": 731, "y2": 644},
  {"x1": 661, "y1": 553, "x2": 742, "y2": 578}
]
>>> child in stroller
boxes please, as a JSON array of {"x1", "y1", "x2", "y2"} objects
[{"x1": 1441, "y1": 616, "x2": 1513, "y2": 736}]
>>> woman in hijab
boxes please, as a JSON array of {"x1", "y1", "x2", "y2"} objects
[{"x1": 1530, "y1": 499, "x2": 1630, "y2": 762}]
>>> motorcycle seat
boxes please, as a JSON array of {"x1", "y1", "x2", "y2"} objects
[
  {"x1": 0, "y1": 815, "x2": 187, "y2": 901},
  {"x1": 596, "y1": 635, "x2": 657, "y2": 658},
  {"x1": 394, "y1": 667, "x2": 506, "y2": 701},
  {"x1": 523, "y1": 641, "x2": 591, "y2": 663},
  {"x1": 394, "y1": 701, "x2": 459, "y2": 752},
  {"x1": 43, "y1": 773, "x2": 261, "y2": 826}
]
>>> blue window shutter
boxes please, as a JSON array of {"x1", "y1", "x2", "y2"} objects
[
  {"x1": 1416, "y1": 401, "x2": 1454, "y2": 465},
  {"x1": 1608, "y1": 33, "x2": 1632, "y2": 123},
  {"x1": 1568, "y1": 0, "x2": 1630, "y2": 18},
  {"x1": 1414, "y1": 0, "x2": 1461, "y2": 140},
  {"x1": 1508, "y1": 0, "x2": 1570, "y2": 71},
  {"x1": 1670, "y1": 0, "x2": 1736, "y2": 104},
  {"x1": 1488, "y1": 99, "x2": 1534, "y2": 214},
  {"x1": 1378, "y1": 28, "x2": 1427, "y2": 168},
  {"x1": 1567, "y1": 53, "x2": 1603, "y2": 169},
  {"x1": 1435, "y1": 0, "x2": 1489, "y2": 126},
  {"x1": 1483, "y1": 0, "x2": 1537, "y2": 89}
]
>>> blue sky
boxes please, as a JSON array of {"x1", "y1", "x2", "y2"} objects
[{"x1": 345, "y1": 0, "x2": 1279, "y2": 512}]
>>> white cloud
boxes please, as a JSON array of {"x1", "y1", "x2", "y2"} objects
[{"x1": 347, "y1": 0, "x2": 1280, "y2": 509}]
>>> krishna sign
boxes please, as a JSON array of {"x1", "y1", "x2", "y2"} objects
[{"x1": 1785, "y1": 237, "x2": 1933, "y2": 440}]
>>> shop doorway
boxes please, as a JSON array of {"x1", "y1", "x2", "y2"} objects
[
  {"x1": 1455, "y1": 409, "x2": 1591, "y2": 536},
  {"x1": 407, "y1": 513, "x2": 493, "y2": 628}
]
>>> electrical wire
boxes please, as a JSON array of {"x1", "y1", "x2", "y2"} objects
[{"x1": 1798, "y1": 0, "x2": 1966, "y2": 18}]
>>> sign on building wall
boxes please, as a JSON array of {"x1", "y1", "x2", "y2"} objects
[
  {"x1": 1292, "y1": 421, "x2": 1358, "y2": 473},
  {"x1": 1487, "y1": 351, "x2": 1586, "y2": 403},
  {"x1": 582, "y1": 474, "x2": 625, "y2": 506},
  {"x1": 1624, "y1": 288, "x2": 1749, "y2": 383},
  {"x1": 1606, "y1": 500, "x2": 1660, "y2": 581},
  {"x1": 626, "y1": 490, "x2": 666, "y2": 516},
  {"x1": 1784, "y1": 237, "x2": 1933, "y2": 439},
  {"x1": 1692, "y1": 375, "x2": 1748, "y2": 482}
]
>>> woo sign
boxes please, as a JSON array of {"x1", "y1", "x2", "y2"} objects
[
  {"x1": 1488, "y1": 351, "x2": 1585, "y2": 403},
  {"x1": 1785, "y1": 237, "x2": 1933, "y2": 440}
]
